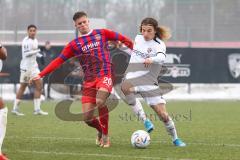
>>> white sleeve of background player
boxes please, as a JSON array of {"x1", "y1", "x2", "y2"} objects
[
  {"x1": 36, "y1": 52, "x2": 43, "y2": 58},
  {"x1": 150, "y1": 42, "x2": 166, "y2": 64},
  {"x1": 22, "y1": 39, "x2": 40, "y2": 58}
]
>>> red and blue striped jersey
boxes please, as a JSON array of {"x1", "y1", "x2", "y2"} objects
[{"x1": 39, "y1": 29, "x2": 133, "y2": 81}]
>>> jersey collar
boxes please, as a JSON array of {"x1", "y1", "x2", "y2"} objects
[
  {"x1": 27, "y1": 36, "x2": 35, "y2": 40},
  {"x1": 79, "y1": 29, "x2": 93, "y2": 37}
]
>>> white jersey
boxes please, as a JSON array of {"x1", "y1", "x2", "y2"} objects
[
  {"x1": 125, "y1": 34, "x2": 166, "y2": 80},
  {"x1": 20, "y1": 36, "x2": 40, "y2": 71}
]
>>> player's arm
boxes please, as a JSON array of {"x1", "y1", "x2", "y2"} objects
[
  {"x1": 150, "y1": 52, "x2": 166, "y2": 64},
  {"x1": 24, "y1": 49, "x2": 41, "y2": 57},
  {"x1": 151, "y1": 43, "x2": 166, "y2": 64},
  {"x1": 103, "y1": 29, "x2": 133, "y2": 50},
  {"x1": 144, "y1": 44, "x2": 166, "y2": 67},
  {"x1": 30, "y1": 43, "x2": 76, "y2": 82}
]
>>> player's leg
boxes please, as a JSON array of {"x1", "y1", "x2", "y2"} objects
[
  {"x1": 82, "y1": 82, "x2": 103, "y2": 146},
  {"x1": 95, "y1": 75, "x2": 116, "y2": 147},
  {"x1": 121, "y1": 80, "x2": 154, "y2": 133},
  {"x1": 96, "y1": 87, "x2": 110, "y2": 147},
  {"x1": 0, "y1": 98, "x2": 9, "y2": 160},
  {"x1": 12, "y1": 83, "x2": 27, "y2": 116},
  {"x1": 47, "y1": 82, "x2": 52, "y2": 99},
  {"x1": 12, "y1": 70, "x2": 30, "y2": 115},
  {"x1": 82, "y1": 102, "x2": 103, "y2": 144},
  {"x1": 149, "y1": 98, "x2": 186, "y2": 147},
  {"x1": 33, "y1": 79, "x2": 48, "y2": 115}
]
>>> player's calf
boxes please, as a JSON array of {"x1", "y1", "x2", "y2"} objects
[{"x1": 85, "y1": 118, "x2": 102, "y2": 134}]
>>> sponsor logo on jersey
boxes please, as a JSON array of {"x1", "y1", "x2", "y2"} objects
[
  {"x1": 147, "y1": 48, "x2": 152, "y2": 53},
  {"x1": 133, "y1": 49, "x2": 157, "y2": 59},
  {"x1": 82, "y1": 41, "x2": 100, "y2": 52}
]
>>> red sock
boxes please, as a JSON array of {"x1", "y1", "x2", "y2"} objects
[
  {"x1": 98, "y1": 106, "x2": 109, "y2": 135},
  {"x1": 86, "y1": 118, "x2": 102, "y2": 133}
]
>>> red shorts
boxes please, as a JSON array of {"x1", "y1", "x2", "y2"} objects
[{"x1": 81, "y1": 75, "x2": 113, "y2": 104}]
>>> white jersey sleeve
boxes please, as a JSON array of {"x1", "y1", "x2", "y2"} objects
[
  {"x1": 150, "y1": 39, "x2": 166, "y2": 64},
  {"x1": 156, "y1": 39, "x2": 166, "y2": 55}
]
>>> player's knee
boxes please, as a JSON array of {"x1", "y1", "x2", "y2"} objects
[
  {"x1": 96, "y1": 99, "x2": 105, "y2": 107},
  {"x1": 35, "y1": 83, "x2": 42, "y2": 90},
  {"x1": 121, "y1": 82, "x2": 131, "y2": 95},
  {"x1": 121, "y1": 85, "x2": 127, "y2": 94},
  {"x1": 19, "y1": 84, "x2": 27, "y2": 91}
]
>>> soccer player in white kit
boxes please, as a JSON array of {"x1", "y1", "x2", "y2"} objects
[
  {"x1": 0, "y1": 43, "x2": 9, "y2": 160},
  {"x1": 12, "y1": 25, "x2": 48, "y2": 116},
  {"x1": 121, "y1": 18, "x2": 186, "y2": 147}
]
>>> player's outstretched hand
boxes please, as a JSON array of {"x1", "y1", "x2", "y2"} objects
[
  {"x1": 144, "y1": 58, "x2": 153, "y2": 68},
  {"x1": 29, "y1": 75, "x2": 41, "y2": 85}
]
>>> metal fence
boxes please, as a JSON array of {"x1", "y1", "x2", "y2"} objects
[{"x1": 0, "y1": 0, "x2": 239, "y2": 44}]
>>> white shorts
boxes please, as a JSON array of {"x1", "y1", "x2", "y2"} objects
[
  {"x1": 123, "y1": 75, "x2": 167, "y2": 106},
  {"x1": 20, "y1": 68, "x2": 40, "y2": 83},
  {"x1": 134, "y1": 85, "x2": 166, "y2": 106}
]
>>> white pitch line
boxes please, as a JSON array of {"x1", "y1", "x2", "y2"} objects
[
  {"x1": 6, "y1": 136, "x2": 240, "y2": 148},
  {"x1": 17, "y1": 150, "x2": 185, "y2": 160}
]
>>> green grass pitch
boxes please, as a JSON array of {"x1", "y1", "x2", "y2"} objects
[{"x1": 3, "y1": 100, "x2": 240, "y2": 160}]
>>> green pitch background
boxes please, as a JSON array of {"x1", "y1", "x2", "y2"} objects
[{"x1": 3, "y1": 100, "x2": 240, "y2": 160}]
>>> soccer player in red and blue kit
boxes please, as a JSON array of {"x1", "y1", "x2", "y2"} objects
[{"x1": 30, "y1": 11, "x2": 133, "y2": 147}]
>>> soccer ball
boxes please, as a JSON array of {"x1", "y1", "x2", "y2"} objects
[{"x1": 131, "y1": 130, "x2": 150, "y2": 148}]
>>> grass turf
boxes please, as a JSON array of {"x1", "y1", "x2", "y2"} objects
[{"x1": 3, "y1": 100, "x2": 240, "y2": 160}]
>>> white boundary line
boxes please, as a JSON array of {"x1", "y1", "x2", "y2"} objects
[
  {"x1": 17, "y1": 150, "x2": 182, "y2": 160},
  {"x1": 6, "y1": 136, "x2": 240, "y2": 148}
]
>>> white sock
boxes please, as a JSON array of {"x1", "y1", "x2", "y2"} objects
[
  {"x1": 130, "y1": 99, "x2": 147, "y2": 122},
  {"x1": 13, "y1": 98, "x2": 21, "y2": 110},
  {"x1": 0, "y1": 107, "x2": 8, "y2": 154},
  {"x1": 164, "y1": 117, "x2": 178, "y2": 141},
  {"x1": 34, "y1": 98, "x2": 41, "y2": 111}
]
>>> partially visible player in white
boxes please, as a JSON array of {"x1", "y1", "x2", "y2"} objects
[
  {"x1": 0, "y1": 43, "x2": 9, "y2": 160},
  {"x1": 121, "y1": 17, "x2": 186, "y2": 147},
  {"x1": 12, "y1": 25, "x2": 48, "y2": 116}
]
